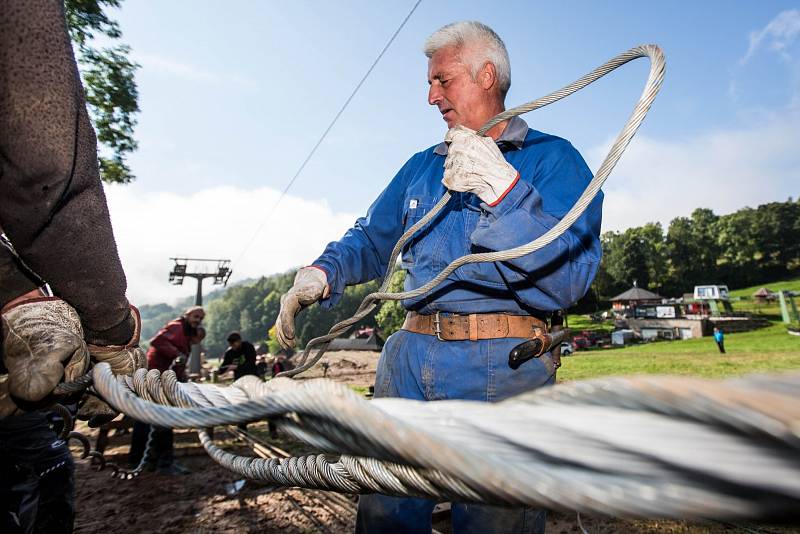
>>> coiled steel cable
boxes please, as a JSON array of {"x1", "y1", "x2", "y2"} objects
[
  {"x1": 281, "y1": 44, "x2": 665, "y2": 377},
  {"x1": 92, "y1": 363, "x2": 800, "y2": 520}
]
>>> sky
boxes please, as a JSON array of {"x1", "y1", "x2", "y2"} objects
[{"x1": 98, "y1": 1, "x2": 800, "y2": 305}]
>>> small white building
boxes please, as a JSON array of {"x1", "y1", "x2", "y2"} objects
[{"x1": 693, "y1": 285, "x2": 730, "y2": 300}]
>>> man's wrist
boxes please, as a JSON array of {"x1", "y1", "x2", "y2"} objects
[
  {"x1": 486, "y1": 172, "x2": 520, "y2": 207},
  {"x1": 84, "y1": 307, "x2": 136, "y2": 346}
]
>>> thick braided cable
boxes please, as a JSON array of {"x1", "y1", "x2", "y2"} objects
[
  {"x1": 283, "y1": 44, "x2": 665, "y2": 377},
  {"x1": 124, "y1": 367, "x2": 470, "y2": 499},
  {"x1": 93, "y1": 363, "x2": 800, "y2": 519}
]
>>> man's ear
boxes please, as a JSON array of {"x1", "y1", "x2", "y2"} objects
[{"x1": 481, "y1": 62, "x2": 497, "y2": 92}]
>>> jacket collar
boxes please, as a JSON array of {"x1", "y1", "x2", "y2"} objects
[{"x1": 433, "y1": 115, "x2": 529, "y2": 156}]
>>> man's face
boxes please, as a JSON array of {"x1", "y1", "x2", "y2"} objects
[
  {"x1": 427, "y1": 45, "x2": 491, "y2": 130},
  {"x1": 230, "y1": 340, "x2": 242, "y2": 350},
  {"x1": 185, "y1": 310, "x2": 204, "y2": 328}
]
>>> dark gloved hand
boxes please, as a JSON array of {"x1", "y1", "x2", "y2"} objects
[
  {"x1": 1, "y1": 296, "x2": 90, "y2": 402},
  {"x1": 172, "y1": 353, "x2": 188, "y2": 368}
]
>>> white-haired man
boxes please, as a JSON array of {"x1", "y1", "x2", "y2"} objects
[{"x1": 277, "y1": 21, "x2": 603, "y2": 533}]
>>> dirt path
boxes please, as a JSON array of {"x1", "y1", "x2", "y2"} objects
[{"x1": 72, "y1": 426, "x2": 356, "y2": 533}]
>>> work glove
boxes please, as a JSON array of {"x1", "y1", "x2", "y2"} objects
[
  {"x1": 86, "y1": 306, "x2": 146, "y2": 376},
  {"x1": 1, "y1": 297, "x2": 90, "y2": 402},
  {"x1": 1, "y1": 375, "x2": 21, "y2": 419},
  {"x1": 276, "y1": 267, "x2": 329, "y2": 349},
  {"x1": 442, "y1": 125, "x2": 519, "y2": 206},
  {"x1": 79, "y1": 305, "x2": 146, "y2": 427}
]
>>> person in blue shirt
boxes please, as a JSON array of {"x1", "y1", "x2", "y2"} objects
[
  {"x1": 713, "y1": 327, "x2": 725, "y2": 353},
  {"x1": 276, "y1": 21, "x2": 603, "y2": 534}
]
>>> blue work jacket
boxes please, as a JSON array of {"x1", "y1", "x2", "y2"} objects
[{"x1": 313, "y1": 117, "x2": 603, "y2": 315}]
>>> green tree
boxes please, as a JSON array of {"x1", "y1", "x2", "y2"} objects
[
  {"x1": 637, "y1": 223, "x2": 668, "y2": 293},
  {"x1": 664, "y1": 216, "x2": 695, "y2": 293},
  {"x1": 716, "y1": 208, "x2": 759, "y2": 287},
  {"x1": 664, "y1": 208, "x2": 720, "y2": 294},
  {"x1": 593, "y1": 232, "x2": 624, "y2": 297},
  {"x1": 375, "y1": 271, "x2": 407, "y2": 337},
  {"x1": 602, "y1": 229, "x2": 651, "y2": 292},
  {"x1": 65, "y1": 0, "x2": 139, "y2": 183}
]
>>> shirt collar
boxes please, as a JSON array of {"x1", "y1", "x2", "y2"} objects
[{"x1": 433, "y1": 115, "x2": 529, "y2": 156}]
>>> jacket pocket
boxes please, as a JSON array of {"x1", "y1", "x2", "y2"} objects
[{"x1": 400, "y1": 196, "x2": 437, "y2": 268}]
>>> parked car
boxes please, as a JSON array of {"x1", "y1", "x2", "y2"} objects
[
  {"x1": 571, "y1": 335, "x2": 590, "y2": 350},
  {"x1": 559, "y1": 342, "x2": 574, "y2": 355}
]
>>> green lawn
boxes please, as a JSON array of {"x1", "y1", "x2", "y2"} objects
[
  {"x1": 557, "y1": 276, "x2": 800, "y2": 381},
  {"x1": 558, "y1": 322, "x2": 800, "y2": 381},
  {"x1": 564, "y1": 314, "x2": 614, "y2": 334}
]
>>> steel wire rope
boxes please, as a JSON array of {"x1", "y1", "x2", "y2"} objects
[
  {"x1": 279, "y1": 44, "x2": 666, "y2": 377},
  {"x1": 234, "y1": 0, "x2": 423, "y2": 267},
  {"x1": 91, "y1": 363, "x2": 800, "y2": 519}
]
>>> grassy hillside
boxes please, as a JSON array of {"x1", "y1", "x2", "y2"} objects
[
  {"x1": 729, "y1": 276, "x2": 800, "y2": 317},
  {"x1": 728, "y1": 276, "x2": 800, "y2": 298}
]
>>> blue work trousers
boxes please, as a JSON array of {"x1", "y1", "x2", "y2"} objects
[{"x1": 356, "y1": 329, "x2": 556, "y2": 534}]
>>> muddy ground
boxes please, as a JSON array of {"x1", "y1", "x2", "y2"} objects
[{"x1": 72, "y1": 350, "x2": 799, "y2": 533}]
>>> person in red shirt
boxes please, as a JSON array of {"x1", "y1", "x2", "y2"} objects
[
  {"x1": 128, "y1": 307, "x2": 204, "y2": 474},
  {"x1": 146, "y1": 307, "x2": 204, "y2": 372}
]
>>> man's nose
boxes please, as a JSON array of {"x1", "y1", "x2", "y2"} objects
[{"x1": 428, "y1": 84, "x2": 442, "y2": 106}]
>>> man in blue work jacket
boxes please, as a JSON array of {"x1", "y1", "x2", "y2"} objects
[{"x1": 276, "y1": 21, "x2": 602, "y2": 534}]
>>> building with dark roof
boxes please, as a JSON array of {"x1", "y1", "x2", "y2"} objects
[{"x1": 610, "y1": 284, "x2": 663, "y2": 311}]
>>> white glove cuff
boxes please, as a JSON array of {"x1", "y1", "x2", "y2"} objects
[{"x1": 485, "y1": 171, "x2": 520, "y2": 207}]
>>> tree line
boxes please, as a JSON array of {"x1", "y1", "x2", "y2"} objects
[
  {"x1": 139, "y1": 197, "x2": 799, "y2": 355},
  {"x1": 593, "y1": 198, "x2": 800, "y2": 302}
]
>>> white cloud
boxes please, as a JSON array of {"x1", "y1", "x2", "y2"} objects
[
  {"x1": 133, "y1": 52, "x2": 257, "y2": 90},
  {"x1": 588, "y1": 112, "x2": 800, "y2": 232},
  {"x1": 743, "y1": 9, "x2": 800, "y2": 63},
  {"x1": 105, "y1": 185, "x2": 358, "y2": 305}
]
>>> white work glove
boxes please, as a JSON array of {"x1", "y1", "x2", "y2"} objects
[
  {"x1": 442, "y1": 125, "x2": 519, "y2": 206},
  {"x1": 1, "y1": 297, "x2": 90, "y2": 402},
  {"x1": 276, "y1": 267, "x2": 330, "y2": 349}
]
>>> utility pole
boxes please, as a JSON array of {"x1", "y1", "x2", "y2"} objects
[{"x1": 169, "y1": 257, "x2": 232, "y2": 377}]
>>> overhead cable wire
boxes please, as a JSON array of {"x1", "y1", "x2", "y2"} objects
[{"x1": 234, "y1": 0, "x2": 423, "y2": 267}]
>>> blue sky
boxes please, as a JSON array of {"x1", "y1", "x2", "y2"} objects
[{"x1": 100, "y1": 1, "x2": 800, "y2": 304}]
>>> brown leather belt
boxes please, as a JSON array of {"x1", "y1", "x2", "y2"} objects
[{"x1": 402, "y1": 311, "x2": 548, "y2": 341}]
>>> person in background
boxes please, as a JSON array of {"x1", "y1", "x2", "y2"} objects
[
  {"x1": 219, "y1": 332, "x2": 258, "y2": 431},
  {"x1": 713, "y1": 327, "x2": 725, "y2": 354},
  {"x1": 173, "y1": 326, "x2": 206, "y2": 382},
  {"x1": 266, "y1": 355, "x2": 288, "y2": 438},
  {"x1": 218, "y1": 332, "x2": 258, "y2": 380},
  {"x1": 128, "y1": 306, "x2": 205, "y2": 475}
]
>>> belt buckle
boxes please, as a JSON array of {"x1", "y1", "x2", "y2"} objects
[{"x1": 433, "y1": 311, "x2": 444, "y2": 341}]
